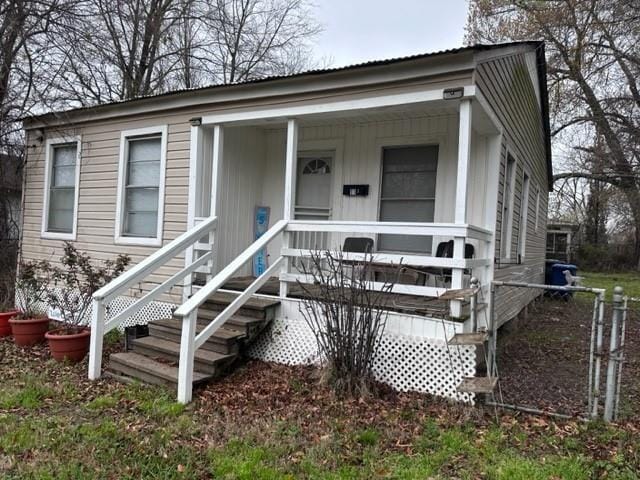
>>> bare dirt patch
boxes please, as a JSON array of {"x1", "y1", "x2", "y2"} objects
[{"x1": 496, "y1": 295, "x2": 640, "y2": 420}]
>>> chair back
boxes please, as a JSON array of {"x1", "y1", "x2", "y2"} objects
[
  {"x1": 343, "y1": 237, "x2": 374, "y2": 253},
  {"x1": 435, "y1": 240, "x2": 474, "y2": 258}
]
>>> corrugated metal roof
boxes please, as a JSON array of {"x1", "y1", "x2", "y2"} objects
[{"x1": 26, "y1": 41, "x2": 541, "y2": 121}]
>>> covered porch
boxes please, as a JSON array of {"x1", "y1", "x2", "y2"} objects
[{"x1": 186, "y1": 84, "x2": 502, "y2": 317}]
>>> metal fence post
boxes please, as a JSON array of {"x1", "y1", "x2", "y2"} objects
[
  {"x1": 591, "y1": 291, "x2": 606, "y2": 419},
  {"x1": 604, "y1": 286, "x2": 624, "y2": 422},
  {"x1": 614, "y1": 296, "x2": 628, "y2": 421}
]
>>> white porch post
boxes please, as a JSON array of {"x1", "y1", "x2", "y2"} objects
[
  {"x1": 280, "y1": 119, "x2": 298, "y2": 298},
  {"x1": 183, "y1": 124, "x2": 204, "y2": 301},
  {"x1": 208, "y1": 125, "x2": 224, "y2": 279},
  {"x1": 177, "y1": 310, "x2": 197, "y2": 404},
  {"x1": 88, "y1": 298, "x2": 106, "y2": 380},
  {"x1": 451, "y1": 98, "x2": 472, "y2": 318}
]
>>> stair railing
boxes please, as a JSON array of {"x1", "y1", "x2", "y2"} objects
[
  {"x1": 173, "y1": 219, "x2": 288, "y2": 403},
  {"x1": 88, "y1": 216, "x2": 218, "y2": 381}
]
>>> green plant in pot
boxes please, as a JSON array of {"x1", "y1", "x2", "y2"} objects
[
  {"x1": 45, "y1": 243, "x2": 130, "y2": 363},
  {"x1": 9, "y1": 260, "x2": 52, "y2": 345}
]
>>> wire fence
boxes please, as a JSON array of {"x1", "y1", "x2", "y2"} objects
[{"x1": 489, "y1": 282, "x2": 636, "y2": 422}]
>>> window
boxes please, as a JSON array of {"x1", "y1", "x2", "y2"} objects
[
  {"x1": 378, "y1": 145, "x2": 438, "y2": 253},
  {"x1": 115, "y1": 126, "x2": 167, "y2": 246},
  {"x1": 500, "y1": 154, "x2": 516, "y2": 259},
  {"x1": 42, "y1": 137, "x2": 81, "y2": 240},
  {"x1": 518, "y1": 172, "x2": 530, "y2": 259}
]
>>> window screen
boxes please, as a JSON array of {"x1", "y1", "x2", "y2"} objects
[
  {"x1": 378, "y1": 145, "x2": 438, "y2": 253},
  {"x1": 123, "y1": 136, "x2": 161, "y2": 237},
  {"x1": 47, "y1": 144, "x2": 77, "y2": 233},
  {"x1": 501, "y1": 155, "x2": 516, "y2": 258}
]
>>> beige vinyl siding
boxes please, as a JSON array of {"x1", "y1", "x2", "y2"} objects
[
  {"x1": 474, "y1": 51, "x2": 549, "y2": 326},
  {"x1": 21, "y1": 71, "x2": 473, "y2": 304}
]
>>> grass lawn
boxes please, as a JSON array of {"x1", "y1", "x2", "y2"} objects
[
  {"x1": 1, "y1": 336, "x2": 640, "y2": 479},
  {"x1": 580, "y1": 271, "x2": 640, "y2": 300}
]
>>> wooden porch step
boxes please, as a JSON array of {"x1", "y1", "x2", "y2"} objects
[
  {"x1": 204, "y1": 292, "x2": 280, "y2": 320},
  {"x1": 197, "y1": 310, "x2": 266, "y2": 335},
  {"x1": 148, "y1": 321, "x2": 244, "y2": 355},
  {"x1": 448, "y1": 332, "x2": 489, "y2": 346},
  {"x1": 457, "y1": 376, "x2": 498, "y2": 394},
  {"x1": 109, "y1": 352, "x2": 212, "y2": 387},
  {"x1": 131, "y1": 336, "x2": 235, "y2": 375}
]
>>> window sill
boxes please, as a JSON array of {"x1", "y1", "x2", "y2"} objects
[
  {"x1": 114, "y1": 235, "x2": 162, "y2": 247},
  {"x1": 41, "y1": 231, "x2": 76, "y2": 241}
]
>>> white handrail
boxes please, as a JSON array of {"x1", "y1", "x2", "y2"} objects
[
  {"x1": 88, "y1": 215, "x2": 218, "y2": 382},
  {"x1": 194, "y1": 257, "x2": 284, "y2": 349},
  {"x1": 93, "y1": 216, "x2": 218, "y2": 302},
  {"x1": 286, "y1": 220, "x2": 493, "y2": 242},
  {"x1": 175, "y1": 219, "x2": 288, "y2": 318},
  {"x1": 175, "y1": 219, "x2": 288, "y2": 403}
]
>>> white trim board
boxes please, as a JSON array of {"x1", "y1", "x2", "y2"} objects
[
  {"x1": 201, "y1": 86, "x2": 477, "y2": 125},
  {"x1": 114, "y1": 125, "x2": 168, "y2": 247},
  {"x1": 41, "y1": 136, "x2": 82, "y2": 241}
]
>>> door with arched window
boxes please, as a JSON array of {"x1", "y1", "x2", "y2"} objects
[{"x1": 294, "y1": 152, "x2": 333, "y2": 251}]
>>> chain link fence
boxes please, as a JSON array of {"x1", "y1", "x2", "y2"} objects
[{"x1": 489, "y1": 282, "x2": 636, "y2": 422}]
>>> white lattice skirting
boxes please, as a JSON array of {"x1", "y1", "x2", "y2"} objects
[
  {"x1": 33, "y1": 288, "x2": 476, "y2": 402},
  {"x1": 27, "y1": 287, "x2": 176, "y2": 331},
  {"x1": 249, "y1": 317, "x2": 476, "y2": 403}
]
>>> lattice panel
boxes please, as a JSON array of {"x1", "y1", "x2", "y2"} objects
[
  {"x1": 250, "y1": 318, "x2": 320, "y2": 365},
  {"x1": 23, "y1": 287, "x2": 177, "y2": 331},
  {"x1": 248, "y1": 317, "x2": 476, "y2": 402}
]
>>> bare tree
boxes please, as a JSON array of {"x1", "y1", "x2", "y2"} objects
[
  {"x1": 46, "y1": 0, "x2": 321, "y2": 104},
  {"x1": 466, "y1": 0, "x2": 640, "y2": 265},
  {"x1": 200, "y1": 0, "x2": 321, "y2": 84},
  {"x1": 0, "y1": 0, "x2": 76, "y2": 308}
]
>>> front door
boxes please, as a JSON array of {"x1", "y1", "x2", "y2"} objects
[{"x1": 294, "y1": 152, "x2": 333, "y2": 250}]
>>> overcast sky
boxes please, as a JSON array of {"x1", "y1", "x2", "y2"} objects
[{"x1": 312, "y1": 0, "x2": 470, "y2": 67}]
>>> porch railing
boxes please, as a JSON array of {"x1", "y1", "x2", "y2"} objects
[
  {"x1": 88, "y1": 216, "x2": 493, "y2": 403},
  {"x1": 172, "y1": 219, "x2": 288, "y2": 402},
  {"x1": 88, "y1": 215, "x2": 218, "y2": 381},
  {"x1": 282, "y1": 220, "x2": 493, "y2": 298}
]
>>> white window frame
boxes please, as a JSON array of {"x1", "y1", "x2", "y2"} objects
[
  {"x1": 518, "y1": 170, "x2": 531, "y2": 260},
  {"x1": 376, "y1": 140, "x2": 441, "y2": 254},
  {"x1": 115, "y1": 125, "x2": 168, "y2": 247},
  {"x1": 41, "y1": 136, "x2": 82, "y2": 241},
  {"x1": 500, "y1": 151, "x2": 517, "y2": 260}
]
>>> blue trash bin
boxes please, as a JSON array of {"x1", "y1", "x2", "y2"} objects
[{"x1": 549, "y1": 263, "x2": 578, "y2": 298}]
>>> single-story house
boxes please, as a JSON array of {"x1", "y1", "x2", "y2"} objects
[
  {"x1": 547, "y1": 222, "x2": 580, "y2": 264},
  {"x1": 21, "y1": 41, "x2": 551, "y2": 403}
]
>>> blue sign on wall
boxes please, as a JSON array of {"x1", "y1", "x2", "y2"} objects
[{"x1": 253, "y1": 206, "x2": 270, "y2": 277}]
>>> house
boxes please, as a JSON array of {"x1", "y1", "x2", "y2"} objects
[
  {"x1": 547, "y1": 222, "x2": 580, "y2": 264},
  {"x1": 21, "y1": 41, "x2": 551, "y2": 403}
]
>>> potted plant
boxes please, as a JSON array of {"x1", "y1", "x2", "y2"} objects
[
  {"x1": 45, "y1": 242, "x2": 130, "y2": 363},
  {"x1": 9, "y1": 260, "x2": 52, "y2": 345}
]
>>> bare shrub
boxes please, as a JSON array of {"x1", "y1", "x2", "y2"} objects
[{"x1": 296, "y1": 250, "x2": 401, "y2": 397}]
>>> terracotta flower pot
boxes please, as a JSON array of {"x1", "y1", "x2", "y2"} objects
[
  {"x1": 9, "y1": 317, "x2": 50, "y2": 346},
  {"x1": 45, "y1": 327, "x2": 91, "y2": 363},
  {"x1": 0, "y1": 310, "x2": 19, "y2": 337}
]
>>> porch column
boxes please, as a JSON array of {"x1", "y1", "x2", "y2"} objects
[
  {"x1": 451, "y1": 98, "x2": 472, "y2": 317},
  {"x1": 208, "y1": 125, "x2": 224, "y2": 278},
  {"x1": 183, "y1": 123, "x2": 205, "y2": 302},
  {"x1": 280, "y1": 119, "x2": 298, "y2": 298}
]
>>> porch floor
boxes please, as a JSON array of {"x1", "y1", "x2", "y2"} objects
[{"x1": 221, "y1": 276, "x2": 458, "y2": 320}]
